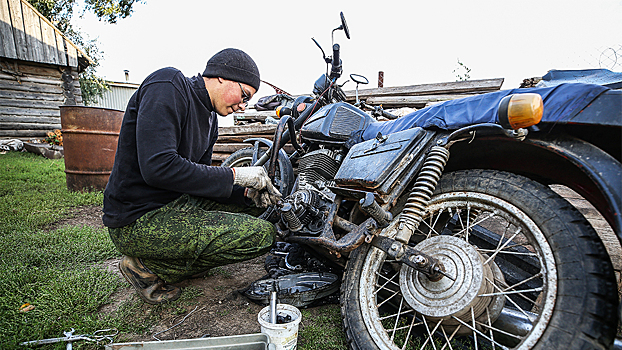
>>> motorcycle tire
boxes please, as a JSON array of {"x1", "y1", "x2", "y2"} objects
[
  {"x1": 221, "y1": 147, "x2": 265, "y2": 168},
  {"x1": 341, "y1": 169, "x2": 617, "y2": 350}
]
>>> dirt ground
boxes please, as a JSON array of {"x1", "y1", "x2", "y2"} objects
[
  {"x1": 53, "y1": 206, "x2": 289, "y2": 343},
  {"x1": 54, "y1": 194, "x2": 622, "y2": 344}
]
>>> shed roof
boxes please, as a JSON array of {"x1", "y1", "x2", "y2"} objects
[{"x1": 0, "y1": 0, "x2": 92, "y2": 68}]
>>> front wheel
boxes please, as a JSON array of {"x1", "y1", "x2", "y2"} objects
[{"x1": 341, "y1": 170, "x2": 617, "y2": 350}]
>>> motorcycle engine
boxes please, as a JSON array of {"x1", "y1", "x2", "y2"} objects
[{"x1": 280, "y1": 148, "x2": 343, "y2": 235}]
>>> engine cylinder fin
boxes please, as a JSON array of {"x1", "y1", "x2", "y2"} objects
[{"x1": 298, "y1": 149, "x2": 340, "y2": 187}]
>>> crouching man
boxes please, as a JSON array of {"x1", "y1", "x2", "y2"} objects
[{"x1": 103, "y1": 48, "x2": 280, "y2": 304}]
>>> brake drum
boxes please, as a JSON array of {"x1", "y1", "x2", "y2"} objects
[{"x1": 400, "y1": 235, "x2": 505, "y2": 333}]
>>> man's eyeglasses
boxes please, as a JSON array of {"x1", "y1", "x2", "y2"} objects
[{"x1": 238, "y1": 82, "x2": 251, "y2": 105}]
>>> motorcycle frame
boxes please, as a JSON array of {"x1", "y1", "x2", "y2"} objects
[{"x1": 256, "y1": 121, "x2": 538, "y2": 255}]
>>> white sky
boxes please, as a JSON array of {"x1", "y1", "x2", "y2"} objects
[{"x1": 72, "y1": 0, "x2": 622, "y2": 102}]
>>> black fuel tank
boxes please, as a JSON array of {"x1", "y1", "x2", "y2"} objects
[{"x1": 301, "y1": 102, "x2": 374, "y2": 144}]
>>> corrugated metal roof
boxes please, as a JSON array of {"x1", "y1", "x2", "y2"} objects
[{"x1": 90, "y1": 81, "x2": 139, "y2": 111}]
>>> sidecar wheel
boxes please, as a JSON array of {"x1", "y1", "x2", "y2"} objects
[{"x1": 341, "y1": 169, "x2": 617, "y2": 350}]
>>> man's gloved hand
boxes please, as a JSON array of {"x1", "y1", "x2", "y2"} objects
[
  {"x1": 233, "y1": 167, "x2": 282, "y2": 204},
  {"x1": 247, "y1": 188, "x2": 280, "y2": 208}
]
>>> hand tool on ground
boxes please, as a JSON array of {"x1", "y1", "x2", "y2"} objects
[{"x1": 20, "y1": 328, "x2": 118, "y2": 349}]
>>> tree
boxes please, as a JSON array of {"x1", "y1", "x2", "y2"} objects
[
  {"x1": 453, "y1": 59, "x2": 471, "y2": 82},
  {"x1": 27, "y1": 0, "x2": 141, "y2": 104}
]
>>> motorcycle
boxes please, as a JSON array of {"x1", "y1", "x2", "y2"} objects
[{"x1": 224, "y1": 13, "x2": 621, "y2": 350}]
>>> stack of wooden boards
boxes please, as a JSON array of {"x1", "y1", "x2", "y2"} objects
[
  {"x1": 214, "y1": 78, "x2": 504, "y2": 165},
  {"x1": 342, "y1": 77, "x2": 504, "y2": 108}
]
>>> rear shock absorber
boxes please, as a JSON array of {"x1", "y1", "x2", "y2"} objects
[{"x1": 395, "y1": 145, "x2": 450, "y2": 244}]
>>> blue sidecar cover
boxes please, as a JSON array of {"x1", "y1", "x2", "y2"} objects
[{"x1": 362, "y1": 83, "x2": 609, "y2": 141}]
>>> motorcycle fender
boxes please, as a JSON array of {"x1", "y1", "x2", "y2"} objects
[
  {"x1": 526, "y1": 136, "x2": 622, "y2": 240},
  {"x1": 448, "y1": 134, "x2": 621, "y2": 241}
]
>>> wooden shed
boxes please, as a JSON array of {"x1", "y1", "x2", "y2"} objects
[{"x1": 0, "y1": 0, "x2": 91, "y2": 139}]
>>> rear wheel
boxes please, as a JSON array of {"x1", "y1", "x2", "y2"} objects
[{"x1": 341, "y1": 170, "x2": 617, "y2": 350}]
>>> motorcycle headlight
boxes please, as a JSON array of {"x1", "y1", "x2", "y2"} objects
[{"x1": 498, "y1": 93, "x2": 543, "y2": 130}]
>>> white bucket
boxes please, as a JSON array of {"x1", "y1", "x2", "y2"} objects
[{"x1": 258, "y1": 303, "x2": 302, "y2": 350}]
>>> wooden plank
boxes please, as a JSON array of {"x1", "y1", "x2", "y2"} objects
[
  {"x1": 218, "y1": 124, "x2": 277, "y2": 136},
  {"x1": 0, "y1": 106, "x2": 60, "y2": 117},
  {"x1": 0, "y1": 71, "x2": 63, "y2": 85},
  {"x1": 0, "y1": 79, "x2": 63, "y2": 94},
  {"x1": 0, "y1": 129, "x2": 48, "y2": 137},
  {"x1": 0, "y1": 97, "x2": 64, "y2": 109},
  {"x1": 213, "y1": 143, "x2": 251, "y2": 154},
  {"x1": 20, "y1": 1, "x2": 44, "y2": 63},
  {"x1": 343, "y1": 78, "x2": 504, "y2": 100},
  {"x1": 211, "y1": 152, "x2": 230, "y2": 162},
  {"x1": 0, "y1": 0, "x2": 18, "y2": 58},
  {"x1": 54, "y1": 29, "x2": 67, "y2": 65},
  {"x1": 0, "y1": 59, "x2": 62, "y2": 77},
  {"x1": 0, "y1": 89, "x2": 64, "y2": 101},
  {"x1": 39, "y1": 17, "x2": 59, "y2": 65},
  {"x1": 213, "y1": 142, "x2": 294, "y2": 154},
  {"x1": 7, "y1": 0, "x2": 27, "y2": 60},
  {"x1": 0, "y1": 115, "x2": 59, "y2": 123},
  {"x1": 365, "y1": 94, "x2": 475, "y2": 108},
  {"x1": 233, "y1": 110, "x2": 277, "y2": 122},
  {"x1": 234, "y1": 110, "x2": 278, "y2": 118},
  {"x1": 65, "y1": 38, "x2": 77, "y2": 67},
  {"x1": 0, "y1": 122, "x2": 61, "y2": 130}
]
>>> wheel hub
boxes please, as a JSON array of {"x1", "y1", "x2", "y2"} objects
[{"x1": 400, "y1": 235, "x2": 505, "y2": 333}]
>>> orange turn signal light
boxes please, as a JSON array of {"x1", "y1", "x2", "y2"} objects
[
  {"x1": 498, "y1": 93, "x2": 543, "y2": 130},
  {"x1": 276, "y1": 105, "x2": 293, "y2": 119}
]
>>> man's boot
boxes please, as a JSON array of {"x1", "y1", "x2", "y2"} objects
[{"x1": 119, "y1": 256, "x2": 181, "y2": 305}]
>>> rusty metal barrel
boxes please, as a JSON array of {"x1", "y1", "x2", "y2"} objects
[{"x1": 60, "y1": 106, "x2": 124, "y2": 192}]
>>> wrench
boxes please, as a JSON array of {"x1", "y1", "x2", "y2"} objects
[{"x1": 20, "y1": 328, "x2": 92, "y2": 349}]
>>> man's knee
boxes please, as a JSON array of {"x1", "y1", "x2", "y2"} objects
[{"x1": 243, "y1": 219, "x2": 276, "y2": 251}]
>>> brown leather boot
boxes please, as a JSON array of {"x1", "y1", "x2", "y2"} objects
[{"x1": 119, "y1": 256, "x2": 181, "y2": 305}]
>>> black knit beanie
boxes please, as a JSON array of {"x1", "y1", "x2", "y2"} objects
[{"x1": 202, "y1": 48, "x2": 260, "y2": 91}]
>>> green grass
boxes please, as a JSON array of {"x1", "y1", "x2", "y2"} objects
[
  {"x1": 0, "y1": 152, "x2": 128, "y2": 349},
  {"x1": 0, "y1": 152, "x2": 348, "y2": 349},
  {"x1": 298, "y1": 304, "x2": 347, "y2": 350},
  {"x1": 0, "y1": 152, "x2": 102, "y2": 234}
]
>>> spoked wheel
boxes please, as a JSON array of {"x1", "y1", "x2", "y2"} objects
[{"x1": 342, "y1": 170, "x2": 617, "y2": 350}]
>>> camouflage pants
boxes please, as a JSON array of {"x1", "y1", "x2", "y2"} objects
[{"x1": 108, "y1": 194, "x2": 275, "y2": 283}]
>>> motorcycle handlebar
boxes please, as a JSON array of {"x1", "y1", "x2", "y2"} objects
[
  {"x1": 330, "y1": 44, "x2": 342, "y2": 79},
  {"x1": 332, "y1": 44, "x2": 340, "y2": 67}
]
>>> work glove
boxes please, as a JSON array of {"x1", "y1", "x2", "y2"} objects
[
  {"x1": 247, "y1": 188, "x2": 280, "y2": 208},
  {"x1": 233, "y1": 167, "x2": 282, "y2": 202}
]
